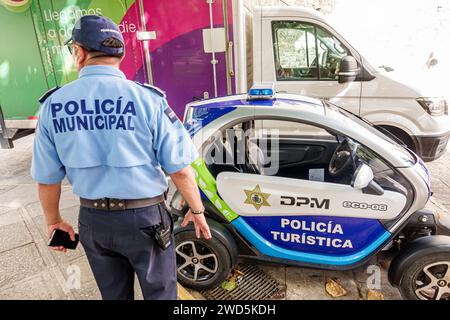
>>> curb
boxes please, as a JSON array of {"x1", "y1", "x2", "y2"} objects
[{"x1": 177, "y1": 283, "x2": 205, "y2": 300}]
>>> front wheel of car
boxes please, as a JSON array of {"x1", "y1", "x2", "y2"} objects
[
  {"x1": 399, "y1": 253, "x2": 450, "y2": 300},
  {"x1": 175, "y1": 230, "x2": 232, "y2": 291}
]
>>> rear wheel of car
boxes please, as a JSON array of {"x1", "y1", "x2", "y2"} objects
[
  {"x1": 399, "y1": 253, "x2": 450, "y2": 300},
  {"x1": 175, "y1": 230, "x2": 232, "y2": 291}
]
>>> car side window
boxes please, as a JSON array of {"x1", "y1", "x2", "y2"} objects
[
  {"x1": 251, "y1": 119, "x2": 340, "y2": 179},
  {"x1": 356, "y1": 145, "x2": 410, "y2": 197},
  {"x1": 272, "y1": 21, "x2": 349, "y2": 81}
]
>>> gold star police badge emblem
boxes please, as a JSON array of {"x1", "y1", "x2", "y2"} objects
[{"x1": 244, "y1": 185, "x2": 271, "y2": 211}]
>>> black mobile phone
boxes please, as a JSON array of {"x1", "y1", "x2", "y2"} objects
[{"x1": 48, "y1": 229, "x2": 79, "y2": 250}]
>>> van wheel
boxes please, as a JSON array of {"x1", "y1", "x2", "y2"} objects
[
  {"x1": 399, "y1": 253, "x2": 450, "y2": 300},
  {"x1": 378, "y1": 126, "x2": 416, "y2": 152},
  {"x1": 175, "y1": 230, "x2": 232, "y2": 291}
]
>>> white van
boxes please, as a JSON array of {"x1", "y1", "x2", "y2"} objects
[{"x1": 240, "y1": 5, "x2": 449, "y2": 162}]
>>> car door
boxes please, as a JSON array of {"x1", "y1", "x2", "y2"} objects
[
  {"x1": 259, "y1": 18, "x2": 362, "y2": 114},
  {"x1": 254, "y1": 119, "x2": 339, "y2": 181},
  {"x1": 215, "y1": 119, "x2": 408, "y2": 258}
]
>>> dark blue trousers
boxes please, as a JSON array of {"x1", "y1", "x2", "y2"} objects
[{"x1": 78, "y1": 203, "x2": 177, "y2": 300}]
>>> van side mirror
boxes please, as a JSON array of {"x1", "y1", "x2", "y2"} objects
[
  {"x1": 351, "y1": 163, "x2": 384, "y2": 196},
  {"x1": 338, "y1": 56, "x2": 359, "y2": 84}
]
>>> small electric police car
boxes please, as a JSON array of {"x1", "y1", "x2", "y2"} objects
[{"x1": 171, "y1": 84, "x2": 450, "y2": 300}]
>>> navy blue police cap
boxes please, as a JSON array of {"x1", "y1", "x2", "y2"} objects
[{"x1": 65, "y1": 15, "x2": 124, "y2": 56}]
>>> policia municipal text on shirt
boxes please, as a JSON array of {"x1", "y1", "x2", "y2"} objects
[
  {"x1": 31, "y1": 15, "x2": 212, "y2": 300},
  {"x1": 51, "y1": 98, "x2": 137, "y2": 133}
]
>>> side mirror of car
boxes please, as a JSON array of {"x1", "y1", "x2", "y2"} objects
[
  {"x1": 352, "y1": 164, "x2": 373, "y2": 189},
  {"x1": 338, "y1": 56, "x2": 359, "y2": 84},
  {"x1": 351, "y1": 164, "x2": 385, "y2": 196}
]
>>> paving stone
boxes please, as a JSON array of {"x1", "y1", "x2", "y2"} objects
[
  {"x1": 23, "y1": 187, "x2": 78, "y2": 220},
  {"x1": 69, "y1": 280, "x2": 101, "y2": 300},
  {"x1": 23, "y1": 201, "x2": 43, "y2": 219},
  {"x1": 0, "y1": 184, "x2": 39, "y2": 209},
  {"x1": 430, "y1": 179, "x2": 450, "y2": 204},
  {"x1": 0, "y1": 205, "x2": 15, "y2": 216},
  {"x1": 0, "y1": 161, "x2": 33, "y2": 186},
  {"x1": 286, "y1": 267, "x2": 360, "y2": 300},
  {"x1": 0, "y1": 244, "x2": 46, "y2": 289},
  {"x1": 134, "y1": 276, "x2": 144, "y2": 300},
  {"x1": 352, "y1": 252, "x2": 402, "y2": 300},
  {"x1": 70, "y1": 278, "x2": 143, "y2": 300},
  {"x1": 285, "y1": 267, "x2": 331, "y2": 300},
  {"x1": 0, "y1": 271, "x2": 63, "y2": 300},
  {"x1": 320, "y1": 270, "x2": 360, "y2": 300},
  {"x1": 352, "y1": 252, "x2": 394, "y2": 283},
  {"x1": 0, "y1": 221, "x2": 33, "y2": 253},
  {"x1": 0, "y1": 208, "x2": 24, "y2": 228},
  {"x1": 0, "y1": 135, "x2": 34, "y2": 185},
  {"x1": 59, "y1": 256, "x2": 94, "y2": 286},
  {"x1": 357, "y1": 281, "x2": 402, "y2": 300},
  {"x1": 259, "y1": 265, "x2": 287, "y2": 288},
  {"x1": 0, "y1": 185, "x2": 17, "y2": 195},
  {"x1": 59, "y1": 188, "x2": 81, "y2": 210}
]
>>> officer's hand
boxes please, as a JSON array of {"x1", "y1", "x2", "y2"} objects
[
  {"x1": 181, "y1": 211, "x2": 212, "y2": 240},
  {"x1": 47, "y1": 220, "x2": 76, "y2": 253}
]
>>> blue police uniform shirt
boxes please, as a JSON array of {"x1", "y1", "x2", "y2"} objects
[{"x1": 31, "y1": 65, "x2": 199, "y2": 200}]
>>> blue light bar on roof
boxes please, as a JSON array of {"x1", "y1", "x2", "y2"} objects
[{"x1": 248, "y1": 83, "x2": 275, "y2": 100}]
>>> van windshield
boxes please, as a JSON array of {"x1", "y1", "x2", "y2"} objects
[{"x1": 324, "y1": 101, "x2": 417, "y2": 165}]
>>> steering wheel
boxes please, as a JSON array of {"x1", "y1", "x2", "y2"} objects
[{"x1": 329, "y1": 138, "x2": 356, "y2": 177}]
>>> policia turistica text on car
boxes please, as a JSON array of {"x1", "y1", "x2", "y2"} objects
[{"x1": 31, "y1": 15, "x2": 211, "y2": 300}]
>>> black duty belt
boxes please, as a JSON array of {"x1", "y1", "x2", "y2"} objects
[{"x1": 80, "y1": 195, "x2": 165, "y2": 211}]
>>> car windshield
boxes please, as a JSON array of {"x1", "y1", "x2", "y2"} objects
[{"x1": 324, "y1": 101, "x2": 417, "y2": 165}]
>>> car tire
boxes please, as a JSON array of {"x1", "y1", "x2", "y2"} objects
[
  {"x1": 175, "y1": 230, "x2": 232, "y2": 291},
  {"x1": 398, "y1": 252, "x2": 450, "y2": 300}
]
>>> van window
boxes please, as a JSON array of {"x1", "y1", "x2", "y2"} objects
[
  {"x1": 272, "y1": 22, "x2": 318, "y2": 80},
  {"x1": 272, "y1": 21, "x2": 349, "y2": 81}
]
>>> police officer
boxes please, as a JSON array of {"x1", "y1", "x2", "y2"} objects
[{"x1": 31, "y1": 15, "x2": 211, "y2": 300}]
